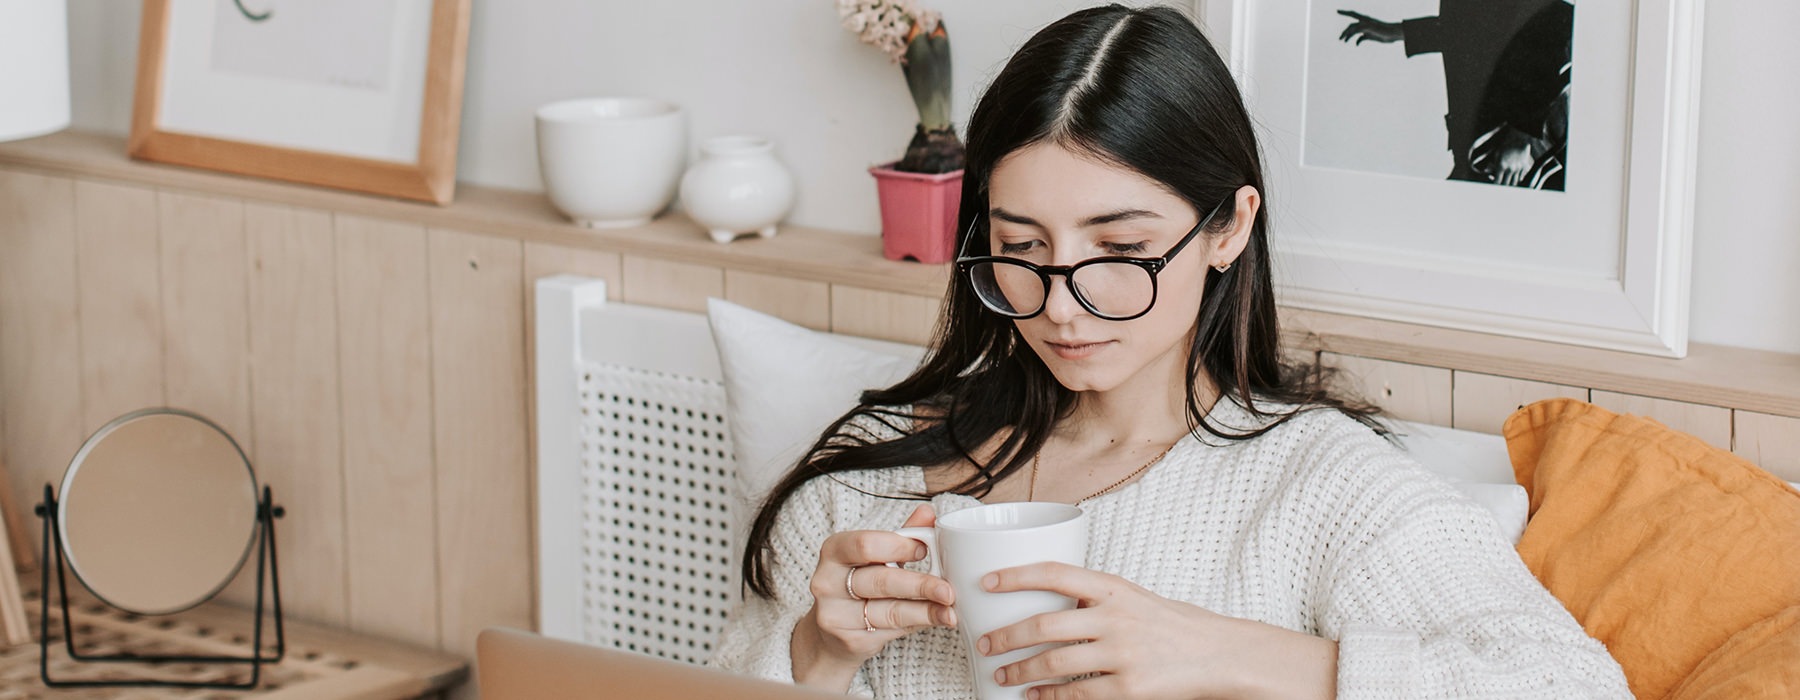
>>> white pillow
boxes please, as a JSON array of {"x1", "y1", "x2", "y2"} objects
[
  {"x1": 1390, "y1": 421, "x2": 1531, "y2": 544},
  {"x1": 705, "y1": 299, "x2": 923, "y2": 527}
]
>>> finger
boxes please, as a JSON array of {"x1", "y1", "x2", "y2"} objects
[
  {"x1": 855, "y1": 565, "x2": 955, "y2": 605},
  {"x1": 1339, "y1": 27, "x2": 1355, "y2": 42},
  {"x1": 1336, "y1": 10, "x2": 1370, "y2": 21},
  {"x1": 980, "y1": 609, "x2": 1097, "y2": 658},
  {"x1": 983, "y1": 562, "x2": 1119, "y2": 602},
  {"x1": 900, "y1": 503, "x2": 936, "y2": 529},
  {"x1": 833, "y1": 598, "x2": 955, "y2": 632},
  {"x1": 1030, "y1": 675, "x2": 1125, "y2": 700},
  {"x1": 995, "y1": 642, "x2": 1109, "y2": 688},
  {"x1": 822, "y1": 530, "x2": 931, "y2": 568}
]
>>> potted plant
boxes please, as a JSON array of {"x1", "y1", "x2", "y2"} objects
[{"x1": 838, "y1": 0, "x2": 965, "y2": 263}]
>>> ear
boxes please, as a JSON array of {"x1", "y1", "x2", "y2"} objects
[{"x1": 1207, "y1": 185, "x2": 1260, "y2": 268}]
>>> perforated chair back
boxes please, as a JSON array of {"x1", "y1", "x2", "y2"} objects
[{"x1": 536, "y1": 276, "x2": 739, "y2": 664}]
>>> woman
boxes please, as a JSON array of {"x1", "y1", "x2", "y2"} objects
[{"x1": 709, "y1": 5, "x2": 1629, "y2": 698}]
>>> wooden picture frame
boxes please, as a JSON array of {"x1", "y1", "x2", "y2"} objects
[
  {"x1": 0, "y1": 454, "x2": 29, "y2": 648},
  {"x1": 129, "y1": 0, "x2": 471, "y2": 204},
  {"x1": 1196, "y1": 0, "x2": 1704, "y2": 357}
]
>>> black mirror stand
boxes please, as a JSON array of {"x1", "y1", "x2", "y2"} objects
[{"x1": 33, "y1": 484, "x2": 287, "y2": 689}]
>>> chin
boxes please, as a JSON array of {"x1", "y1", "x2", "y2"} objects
[{"x1": 1039, "y1": 360, "x2": 1125, "y2": 393}]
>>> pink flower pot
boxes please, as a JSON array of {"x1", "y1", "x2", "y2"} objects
[{"x1": 869, "y1": 163, "x2": 963, "y2": 264}]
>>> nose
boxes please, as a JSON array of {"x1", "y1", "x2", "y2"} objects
[{"x1": 1041, "y1": 274, "x2": 1086, "y2": 324}]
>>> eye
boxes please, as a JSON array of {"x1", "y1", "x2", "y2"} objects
[
  {"x1": 997, "y1": 239, "x2": 1041, "y2": 255},
  {"x1": 1102, "y1": 241, "x2": 1150, "y2": 255}
]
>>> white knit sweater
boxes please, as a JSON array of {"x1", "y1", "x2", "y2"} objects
[{"x1": 708, "y1": 400, "x2": 1631, "y2": 698}]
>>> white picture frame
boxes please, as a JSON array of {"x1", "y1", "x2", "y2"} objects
[{"x1": 1196, "y1": 0, "x2": 1704, "y2": 357}]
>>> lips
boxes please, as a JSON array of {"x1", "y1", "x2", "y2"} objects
[{"x1": 1044, "y1": 339, "x2": 1113, "y2": 360}]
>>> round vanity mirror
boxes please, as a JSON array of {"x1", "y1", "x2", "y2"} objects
[{"x1": 57, "y1": 408, "x2": 260, "y2": 616}]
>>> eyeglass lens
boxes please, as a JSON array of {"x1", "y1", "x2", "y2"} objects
[{"x1": 968, "y1": 260, "x2": 1156, "y2": 319}]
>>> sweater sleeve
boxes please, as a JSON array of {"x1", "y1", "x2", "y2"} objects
[
  {"x1": 705, "y1": 474, "x2": 877, "y2": 696},
  {"x1": 1400, "y1": 16, "x2": 1445, "y2": 57},
  {"x1": 1316, "y1": 449, "x2": 1631, "y2": 698}
]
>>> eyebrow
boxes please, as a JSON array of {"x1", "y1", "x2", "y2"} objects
[{"x1": 988, "y1": 207, "x2": 1163, "y2": 228}]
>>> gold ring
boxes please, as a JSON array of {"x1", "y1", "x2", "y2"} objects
[
  {"x1": 862, "y1": 599, "x2": 876, "y2": 632},
  {"x1": 846, "y1": 565, "x2": 863, "y2": 600}
]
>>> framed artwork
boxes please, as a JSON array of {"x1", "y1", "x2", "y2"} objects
[
  {"x1": 1197, "y1": 0, "x2": 1704, "y2": 357},
  {"x1": 129, "y1": 0, "x2": 471, "y2": 205}
]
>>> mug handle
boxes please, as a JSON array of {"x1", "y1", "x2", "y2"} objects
[{"x1": 892, "y1": 526, "x2": 940, "y2": 577}]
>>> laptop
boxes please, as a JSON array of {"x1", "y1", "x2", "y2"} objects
[{"x1": 476, "y1": 627, "x2": 852, "y2": 699}]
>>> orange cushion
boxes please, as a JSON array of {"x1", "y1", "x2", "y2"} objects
[
  {"x1": 1504, "y1": 398, "x2": 1800, "y2": 700},
  {"x1": 1667, "y1": 606, "x2": 1800, "y2": 700}
]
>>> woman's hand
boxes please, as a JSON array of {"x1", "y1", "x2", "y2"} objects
[
  {"x1": 1336, "y1": 10, "x2": 1404, "y2": 45},
  {"x1": 977, "y1": 562, "x2": 1338, "y2": 699},
  {"x1": 791, "y1": 504, "x2": 959, "y2": 690}
]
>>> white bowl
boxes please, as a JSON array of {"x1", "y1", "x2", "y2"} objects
[{"x1": 535, "y1": 97, "x2": 686, "y2": 228}]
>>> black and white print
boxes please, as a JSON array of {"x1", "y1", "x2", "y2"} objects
[{"x1": 1305, "y1": 0, "x2": 1573, "y2": 191}]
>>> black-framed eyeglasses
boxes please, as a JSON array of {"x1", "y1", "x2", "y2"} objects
[{"x1": 954, "y1": 198, "x2": 1230, "y2": 321}]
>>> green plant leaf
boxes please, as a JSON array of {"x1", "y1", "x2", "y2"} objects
[{"x1": 901, "y1": 25, "x2": 952, "y2": 131}]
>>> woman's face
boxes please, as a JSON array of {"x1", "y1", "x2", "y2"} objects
[{"x1": 984, "y1": 141, "x2": 1233, "y2": 394}]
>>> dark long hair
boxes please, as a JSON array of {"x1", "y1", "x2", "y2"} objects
[{"x1": 743, "y1": 4, "x2": 1380, "y2": 599}]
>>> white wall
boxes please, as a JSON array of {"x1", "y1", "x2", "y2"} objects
[
  {"x1": 1685, "y1": 2, "x2": 1800, "y2": 356},
  {"x1": 61, "y1": 1, "x2": 1800, "y2": 355},
  {"x1": 68, "y1": 0, "x2": 1151, "y2": 231}
]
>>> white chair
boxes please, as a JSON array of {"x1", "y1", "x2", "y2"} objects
[{"x1": 534, "y1": 275, "x2": 738, "y2": 664}]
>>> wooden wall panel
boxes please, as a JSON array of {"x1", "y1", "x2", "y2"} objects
[
  {"x1": 725, "y1": 270, "x2": 831, "y2": 330},
  {"x1": 1451, "y1": 371, "x2": 1588, "y2": 435},
  {"x1": 1590, "y1": 391, "x2": 1732, "y2": 451},
  {"x1": 246, "y1": 203, "x2": 346, "y2": 626},
  {"x1": 1733, "y1": 410, "x2": 1800, "y2": 482},
  {"x1": 1320, "y1": 353, "x2": 1453, "y2": 426},
  {"x1": 159, "y1": 191, "x2": 254, "y2": 452},
  {"x1": 429, "y1": 229, "x2": 530, "y2": 694},
  {"x1": 0, "y1": 171, "x2": 83, "y2": 551},
  {"x1": 828, "y1": 286, "x2": 940, "y2": 346},
  {"x1": 620, "y1": 255, "x2": 722, "y2": 313},
  {"x1": 337, "y1": 215, "x2": 440, "y2": 648},
  {"x1": 523, "y1": 243, "x2": 623, "y2": 300},
  {"x1": 74, "y1": 180, "x2": 164, "y2": 433},
  {"x1": 159, "y1": 190, "x2": 260, "y2": 609}
]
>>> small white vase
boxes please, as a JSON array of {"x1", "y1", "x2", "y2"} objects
[{"x1": 680, "y1": 135, "x2": 795, "y2": 243}]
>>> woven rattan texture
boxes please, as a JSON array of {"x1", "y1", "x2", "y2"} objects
[
  {"x1": 577, "y1": 363, "x2": 736, "y2": 665},
  {"x1": 1, "y1": 584, "x2": 359, "y2": 698}
]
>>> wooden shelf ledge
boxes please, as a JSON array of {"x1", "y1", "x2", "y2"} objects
[
  {"x1": 2, "y1": 130, "x2": 1795, "y2": 418},
  {"x1": 1282, "y1": 309, "x2": 1799, "y2": 418},
  {"x1": 0, "y1": 130, "x2": 949, "y2": 297}
]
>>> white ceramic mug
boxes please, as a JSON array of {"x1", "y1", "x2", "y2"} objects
[
  {"x1": 534, "y1": 97, "x2": 686, "y2": 228},
  {"x1": 895, "y1": 502, "x2": 1088, "y2": 700}
]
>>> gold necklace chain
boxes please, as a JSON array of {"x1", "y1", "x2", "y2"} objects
[{"x1": 1029, "y1": 442, "x2": 1177, "y2": 504}]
